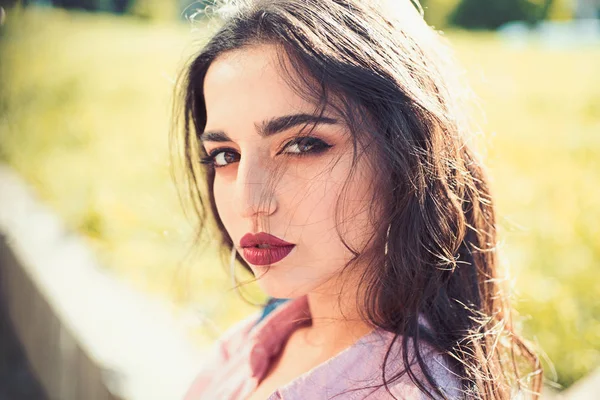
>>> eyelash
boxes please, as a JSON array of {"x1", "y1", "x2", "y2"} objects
[{"x1": 200, "y1": 137, "x2": 333, "y2": 169}]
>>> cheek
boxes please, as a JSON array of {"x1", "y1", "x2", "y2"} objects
[
  {"x1": 280, "y1": 163, "x2": 343, "y2": 225},
  {"x1": 284, "y1": 155, "x2": 377, "y2": 250},
  {"x1": 340, "y1": 166, "x2": 378, "y2": 250}
]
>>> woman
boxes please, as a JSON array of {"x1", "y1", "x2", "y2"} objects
[{"x1": 173, "y1": 0, "x2": 542, "y2": 398}]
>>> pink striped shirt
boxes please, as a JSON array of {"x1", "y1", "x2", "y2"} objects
[{"x1": 184, "y1": 295, "x2": 462, "y2": 399}]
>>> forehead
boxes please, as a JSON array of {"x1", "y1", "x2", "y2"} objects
[{"x1": 203, "y1": 43, "x2": 317, "y2": 133}]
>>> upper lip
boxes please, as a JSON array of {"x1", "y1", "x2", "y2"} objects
[{"x1": 240, "y1": 232, "x2": 295, "y2": 248}]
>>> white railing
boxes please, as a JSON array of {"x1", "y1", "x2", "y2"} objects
[{"x1": 0, "y1": 165, "x2": 205, "y2": 400}]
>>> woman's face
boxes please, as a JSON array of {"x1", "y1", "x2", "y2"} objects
[{"x1": 202, "y1": 43, "x2": 377, "y2": 299}]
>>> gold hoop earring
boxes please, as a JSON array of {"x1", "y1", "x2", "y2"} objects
[{"x1": 384, "y1": 223, "x2": 392, "y2": 256}]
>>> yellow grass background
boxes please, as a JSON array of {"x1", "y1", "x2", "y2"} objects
[{"x1": 0, "y1": 7, "x2": 598, "y2": 390}]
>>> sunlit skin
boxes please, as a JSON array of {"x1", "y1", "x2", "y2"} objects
[{"x1": 202, "y1": 44, "x2": 378, "y2": 361}]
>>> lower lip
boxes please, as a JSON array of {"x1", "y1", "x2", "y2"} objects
[{"x1": 241, "y1": 245, "x2": 295, "y2": 266}]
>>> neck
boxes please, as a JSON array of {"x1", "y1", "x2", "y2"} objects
[{"x1": 296, "y1": 290, "x2": 375, "y2": 354}]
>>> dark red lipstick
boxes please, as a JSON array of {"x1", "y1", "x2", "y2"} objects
[{"x1": 239, "y1": 232, "x2": 295, "y2": 266}]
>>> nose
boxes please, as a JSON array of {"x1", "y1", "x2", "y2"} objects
[{"x1": 234, "y1": 157, "x2": 278, "y2": 220}]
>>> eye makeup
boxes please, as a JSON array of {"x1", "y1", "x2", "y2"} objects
[
  {"x1": 277, "y1": 136, "x2": 333, "y2": 156},
  {"x1": 200, "y1": 136, "x2": 333, "y2": 169}
]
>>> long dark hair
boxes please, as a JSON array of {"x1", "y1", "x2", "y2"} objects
[{"x1": 171, "y1": 0, "x2": 542, "y2": 398}]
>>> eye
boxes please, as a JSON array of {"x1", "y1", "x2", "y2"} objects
[
  {"x1": 200, "y1": 148, "x2": 240, "y2": 168},
  {"x1": 279, "y1": 137, "x2": 332, "y2": 155},
  {"x1": 214, "y1": 151, "x2": 238, "y2": 167}
]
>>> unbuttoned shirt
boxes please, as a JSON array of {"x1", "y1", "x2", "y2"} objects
[{"x1": 183, "y1": 295, "x2": 461, "y2": 399}]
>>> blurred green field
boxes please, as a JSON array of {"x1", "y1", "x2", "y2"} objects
[{"x1": 0, "y1": 7, "x2": 598, "y2": 390}]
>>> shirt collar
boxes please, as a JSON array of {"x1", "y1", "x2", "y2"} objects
[{"x1": 247, "y1": 295, "x2": 312, "y2": 377}]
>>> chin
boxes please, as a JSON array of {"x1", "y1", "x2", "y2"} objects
[
  {"x1": 252, "y1": 271, "x2": 308, "y2": 300},
  {"x1": 256, "y1": 280, "x2": 298, "y2": 299}
]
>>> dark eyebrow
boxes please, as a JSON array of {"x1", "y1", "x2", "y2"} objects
[{"x1": 199, "y1": 113, "x2": 339, "y2": 142}]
